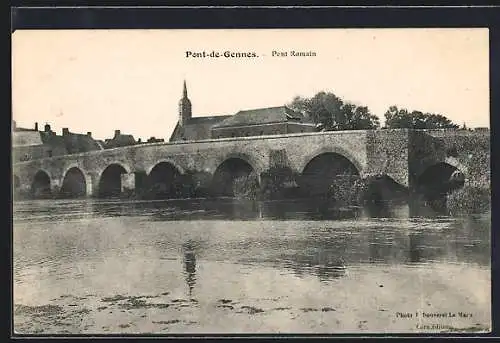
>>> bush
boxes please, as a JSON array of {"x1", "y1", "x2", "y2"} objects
[
  {"x1": 260, "y1": 167, "x2": 299, "y2": 200},
  {"x1": 232, "y1": 173, "x2": 260, "y2": 199},
  {"x1": 447, "y1": 185, "x2": 491, "y2": 215},
  {"x1": 327, "y1": 175, "x2": 363, "y2": 206}
]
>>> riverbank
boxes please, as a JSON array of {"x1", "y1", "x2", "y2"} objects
[{"x1": 14, "y1": 263, "x2": 490, "y2": 334}]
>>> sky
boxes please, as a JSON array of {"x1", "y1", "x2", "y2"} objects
[{"x1": 12, "y1": 28, "x2": 489, "y2": 141}]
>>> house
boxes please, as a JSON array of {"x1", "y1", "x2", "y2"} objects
[
  {"x1": 103, "y1": 130, "x2": 137, "y2": 149},
  {"x1": 12, "y1": 121, "x2": 103, "y2": 162}
]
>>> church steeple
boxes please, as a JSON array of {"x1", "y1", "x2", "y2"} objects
[
  {"x1": 183, "y1": 80, "x2": 188, "y2": 98},
  {"x1": 178, "y1": 80, "x2": 192, "y2": 126}
]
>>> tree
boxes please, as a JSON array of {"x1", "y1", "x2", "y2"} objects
[
  {"x1": 384, "y1": 105, "x2": 459, "y2": 129},
  {"x1": 289, "y1": 91, "x2": 380, "y2": 131}
]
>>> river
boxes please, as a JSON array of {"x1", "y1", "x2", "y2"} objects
[{"x1": 12, "y1": 198, "x2": 491, "y2": 334}]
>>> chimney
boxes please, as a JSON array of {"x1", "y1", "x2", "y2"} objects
[
  {"x1": 34, "y1": 122, "x2": 38, "y2": 131},
  {"x1": 44, "y1": 123, "x2": 51, "y2": 132},
  {"x1": 12, "y1": 120, "x2": 17, "y2": 130},
  {"x1": 62, "y1": 128, "x2": 69, "y2": 136},
  {"x1": 114, "y1": 130, "x2": 121, "y2": 137},
  {"x1": 87, "y1": 132, "x2": 92, "y2": 137}
]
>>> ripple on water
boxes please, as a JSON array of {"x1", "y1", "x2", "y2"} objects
[{"x1": 12, "y1": 199, "x2": 491, "y2": 333}]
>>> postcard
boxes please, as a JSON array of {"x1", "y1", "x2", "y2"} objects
[{"x1": 12, "y1": 28, "x2": 491, "y2": 334}]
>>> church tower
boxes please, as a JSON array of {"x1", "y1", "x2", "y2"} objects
[{"x1": 178, "y1": 80, "x2": 192, "y2": 126}]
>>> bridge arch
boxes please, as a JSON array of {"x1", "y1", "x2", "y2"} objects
[
  {"x1": 96, "y1": 162, "x2": 132, "y2": 182},
  {"x1": 144, "y1": 161, "x2": 185, "y2": 199},
  {"x1": 298, "y1": 146, "x2": 364, "y2": 175},
  {"x1": 299, "y1": 151, "x2": 362, "y2": 197},
  {"x1": 31, "y1": 169, "x2": 52, "y2": 198},
  {"x1": 212, "y1": 154, "x2": 260, "y2": 197},
  {"x1": 97, "y1": 163, "x2": 131, "y2": 198},
  {"x1": 417, "y1": 162, "x2": 465, "y2": 195},
  {"x1": 60, "y1": 167, "x2": 88, "y2": 198},
  {"x1": 146, "y1": 159, "x2": 185, "y2": 176},
  {"x1": 61, "y1": 163, "x2": 88, "y2": 180},
  {"x1": 211, "y1": 152, "x2": 264, "y2": 177}
]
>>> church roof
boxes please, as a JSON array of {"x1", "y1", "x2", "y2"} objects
[
  {"x1": 169, "y1": 115, "x2": 232, "y2": 142},
  {"x1": 212, "y1": 106, "x2": 307, "y2": 129}
]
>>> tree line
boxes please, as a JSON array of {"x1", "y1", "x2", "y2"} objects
[{"x1": 289, "y1": 91, "x2": 459, "y2": 131}]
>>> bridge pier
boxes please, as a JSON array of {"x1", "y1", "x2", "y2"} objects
[
  {"x1": 85, "y1": 178, "x2": 93, "y2": 198},
  {"x1": 90, "y1": 176, "x2": 100, "y2": 198},
  {"x1": 121, "y1": 172, "x2": 136, "y2": 195},
  {"x1": 18, "y1": 183, "x2": 30, "y2": 195},
  {"x1": 50, "y1": 179, "x2": 62, "y2": 195}
]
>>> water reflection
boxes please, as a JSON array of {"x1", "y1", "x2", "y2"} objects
[
  {"x1": 12, "y1": 198, "x2": 491, "y2": 336},
  {"x1": 283, "y1": 252, "x2": 347, "y2": 282},
  {"x1": 182, "y1": 240, "x2": 197, "y2": 298},
  {"x1": 368, "y1": 236, "x2": 395, "y2": 263},
  {"x1": 363, "y1": 201, "x2": 393, "y2": 219},
  {"x1": 408, "y1": 232, "x2": 424, "y2": 263},
  {"x1": 12, "y1": 196, "x2": 491, "y2": 334},
  {"x1": 264, "y1": 233, "x2": 350, "y2": 282},
  {"x1": 12, "y1": 198, "x2": 491, "y2": 289},
  {"x1": 13, "y1": 197, "x2": 471, "y2": 223}
]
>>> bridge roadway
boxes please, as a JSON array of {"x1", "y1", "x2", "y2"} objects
[{"x1": 12, "y1": 129, "x2": 452, "y2": 198}]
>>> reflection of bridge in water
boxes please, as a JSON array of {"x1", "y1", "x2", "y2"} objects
[
  {"x1": 11, "y1": 198, "x2": 490, "y2": 286},
  {"x1": 12, "y1": 129, "x2": 486, "y2": 213},
  {"x1": 214, "y1": 211, "x2": 490, "y2": 282}
]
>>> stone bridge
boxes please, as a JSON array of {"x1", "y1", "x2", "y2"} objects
[{"x1": 12, "y1": 129, "x2": 474, "y2": 199}]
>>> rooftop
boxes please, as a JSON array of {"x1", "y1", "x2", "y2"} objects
[
  {"x1": 169, "y1": 115, "x2": 232, "y2": 142},
  {"x1": 12, "y1": 131, "x2": 44, "y2": 147},
  {"x1": 12, "y1": 123, "x2": 103, "y2": 154},
  {"x1": 212, "y1": 106, "x2": 308, "y2": 129}
]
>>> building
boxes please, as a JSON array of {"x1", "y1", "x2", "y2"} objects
[
  {"x1": 474, "y1": 127, "x2": 489, "y2": 132},
  {"x1": 146, "y1": 137, "x2": 165, "y2": 144},
  {"x1": 60, "y1": 128, "x2": 104, "y2": 154},
  {"x1": 12, "y1": 121, "x2": 103, "y2": 162},
  {"x1": 169, "y1": 81, "x2": 317, "y2": 142},
  {"x1": 169, "y1": 81, "x2": 232, "y2": 142},
  {"x1": 211, "y1": 106, "x2": 318, "y2": 139},
  {"x1": 103, "y1": 130, "x2": 137, "y2": 149}
]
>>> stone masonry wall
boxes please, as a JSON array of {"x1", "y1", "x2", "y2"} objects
[
  {"x1": 13, "y1": 131, "x2": 370, "y2": 196},
  {"x1": 425, "y1": 130, "x2": 490, "y2": 189},
  {"x1": 13, "y1": 129, "x2": 472, "y2": 197},
  {"x1": 365, "y1": 129, "x2": 410, "y2": 187},
  {"x1": 407, "y1": 131, "x2": 447, "y2": 189}
]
